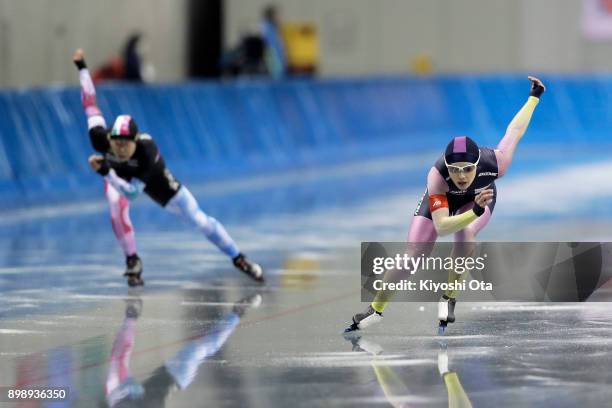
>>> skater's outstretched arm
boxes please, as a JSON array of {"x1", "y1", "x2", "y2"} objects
[
  {"x1": 428, "y1": 169, "x2": 493, "y2": 236},
  {"x1": 73, "y1": 48, "x2": 109, "y2": 153},
  {"x1": 495, "y1": 76, "x2": 545, "y2": 177}
]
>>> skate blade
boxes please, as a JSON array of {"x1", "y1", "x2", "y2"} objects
[
  {"x1": 437, "y1": 321, "x2": 448, "y2": 336},
  {"x1": 242, "y1": 269, "x2": 265, "y2": 283}
]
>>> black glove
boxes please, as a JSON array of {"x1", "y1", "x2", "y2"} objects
[
  {"x1": 529, "y1": 77, "x2": 545, "y2": 98},
  {"x1": 96, "y1": 159, "x2": 110, "y2": 176},
  {"x1": 74, "y1": 59, "x2": 87, "y2": 70},
  {"x1": 472, "y1": 202, "x2": 485, "y2": 217}
]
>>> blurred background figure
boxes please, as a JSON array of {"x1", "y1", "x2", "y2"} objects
[
  {"x1": 280, "y1": 17, "x2": 319, "y2": 76},
  {"x1": 220, "y1": 28, "x2": 268, "y2": 77},
  {"x1": 123, "y1": 33, "x2": 155, "y2": 82},
  {"x1": 260, "y1": 4, "x2": 288, "y2": 79},
  {"x1": 93, "y1": 33, "x2": 155, "y2": 83},
  {"x1": 91, "y1": 55, "x2": 124, "y2": 82},
  {"x1": 220, "y1": 4, "x2": 319, "y2": 78}
]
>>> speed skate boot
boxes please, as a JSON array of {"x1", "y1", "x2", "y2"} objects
[
  {"x1": 233, "y1": 253, "x2": 265, "y2": 283},
  {"x1": 124, "y1": 254, "x2": 144, "y2": 287},
  {"x1": 438, "y1": 295, "x2": 456, "y2": 335},
  {"x1": 344, "y1": 305, "x2": 383, "y2": 333},
  {"x1": 232, "y1": 293, "x2": 263, "y2": 317}
]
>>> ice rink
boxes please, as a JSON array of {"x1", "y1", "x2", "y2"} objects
[{"x1": 2, "y1": 152, "x2": 612, "y2": 407}]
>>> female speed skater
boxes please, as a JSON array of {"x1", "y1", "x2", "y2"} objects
[
  {"x1": 345, "y1": 76, "x2": 546, "y2": 334},
  {"x1": 72, "y1": 49, "x2": 264, "y2": 286}
]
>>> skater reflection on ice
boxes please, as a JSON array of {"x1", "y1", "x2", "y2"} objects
[
  {"x1": 343, "y1": 334, "x2": 472, "y2": 408},
  {"x1": 436, "y1": 342, "x2": 472, "y2": 408},
  {"x1": 105, "y1": 293, "x2": 262, "y2": 407}
]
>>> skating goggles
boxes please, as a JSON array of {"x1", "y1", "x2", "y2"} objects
[{"x1": 444, "y1": 153, "x2": 480, "y2": 174}]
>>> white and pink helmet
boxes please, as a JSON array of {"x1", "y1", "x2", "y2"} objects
[{"x1": 110, "y1": 115, "x2": 138, "y2": 140}]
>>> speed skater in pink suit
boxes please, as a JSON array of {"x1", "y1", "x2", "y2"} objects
[{"x1": 72, "y1": 49, "x2": 264, "y2": 287}]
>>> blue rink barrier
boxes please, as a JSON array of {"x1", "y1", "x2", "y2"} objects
[{"x1": 0, "y1": 75, "x2": 609, "y2": 209}]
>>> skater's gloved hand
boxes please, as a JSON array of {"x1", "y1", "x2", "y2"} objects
[
  {"x1": 73, "y1": 48, "x2": 87, "y2": 70},
  {"x1": 88, "y1": 154, "x2": 109, "y2": 176},
  {"x1": 528, "y1": 75, "x2": 545, "y2": 98},
  {"x1": 473, "y1": 188, "x2": 493, "y2": 216}
]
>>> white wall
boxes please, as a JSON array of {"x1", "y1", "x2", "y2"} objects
[
  {"x1": 0, "y1": 0, "x2": 187, "y2": 88},
  {"x1": 3, "y1": 0, "x2": 612, "y2": 87},
  {"x1": 518, "y1": 0, "x2": 612, "y2": 72},
  {"x1": 225, "y1": 0, "x2": 612, "y2": 76}
]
